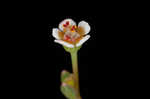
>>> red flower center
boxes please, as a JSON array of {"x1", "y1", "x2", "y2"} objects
[
  {"x1": 61, "y1": 21, "x2": 82, "y2": 44},
  {"x1": 64, "y1": 35, "x2": 71, "y2": 41}
]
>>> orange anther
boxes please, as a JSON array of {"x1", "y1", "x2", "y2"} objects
[{"x1": 71, "y1": 25, "x2": 77, "y2": 31}]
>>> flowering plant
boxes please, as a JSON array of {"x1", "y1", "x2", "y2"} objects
[{"x1": 52, "y1": 18, "x2": 91, "y2": 99}]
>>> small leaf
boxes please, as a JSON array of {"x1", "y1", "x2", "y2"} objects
[
  {"x1": 61, "y1": 83, "x2": 77, "y2": 99},
  {"x1": 64, "y1": 74, "x2": 74, "y2": 87},
  {"x1": 61, "y1": 70, "x2": 71, "y2": 82},
  {"x1": 61, "y1": 70, "x2": 75, "y2": 87}
]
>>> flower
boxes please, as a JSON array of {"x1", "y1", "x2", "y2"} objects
[{"x1": 52, "y1": 18, "x2": 91, "y2": 48}]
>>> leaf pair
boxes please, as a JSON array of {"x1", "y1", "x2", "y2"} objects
[{"x1": 60, "y1": 70, "x2": 77, "y2": 99}]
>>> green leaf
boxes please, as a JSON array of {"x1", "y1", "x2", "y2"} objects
[
  {"x1": 61, "y1": 70, "x2": 75, "y2": 87},
  {"x1": 61, "y1": 70, "x2": 71, "y2": 82},
  {"x1": 61, "y1": 83, "x2": 77, "y2": 99}
]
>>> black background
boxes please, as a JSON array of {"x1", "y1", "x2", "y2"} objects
[
  {"x1": 0, "y1": 6, "x2": 141, "y2": 98},
  {"x1": 47, "y1": 15, "x2": 131, "y2": 98}
]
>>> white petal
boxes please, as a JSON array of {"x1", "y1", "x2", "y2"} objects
[
  {"x1": 76, "y1": 35, "x2": 90, "y2": 47},
  {"x1": 54, "y1": 40, "x2": 74, "y2": 48},
  {"x1": 52, "y1": 28, "x2": 60, "y2": 39},
  {"x1": 59, "y1": 19, "x2": 76, "y2": 31},
  {"x1": 78, "y1": 21, "x2": 91, "y2": 35}
]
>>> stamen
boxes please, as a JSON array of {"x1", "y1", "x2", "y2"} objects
[
  {"x1": 66, "y1": 21, "x2": 69, "y2": 25},
  {"x1": 63, "y1": 21, "x2": 70, "y2": 27},
  {"x1": 71, "y1": 25, "x2": 77, "y2": 32},
  {"x1": 63, "y1": 24, "x2": 67, "y2": 27}
]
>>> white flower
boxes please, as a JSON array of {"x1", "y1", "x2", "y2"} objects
[{"x1": 52, "y1": 19, "x2": 91, "y2": 48}]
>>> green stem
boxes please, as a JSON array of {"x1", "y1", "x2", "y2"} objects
[{"x1": 70, "y1": 51, "x2": 81, "y2": 99}]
